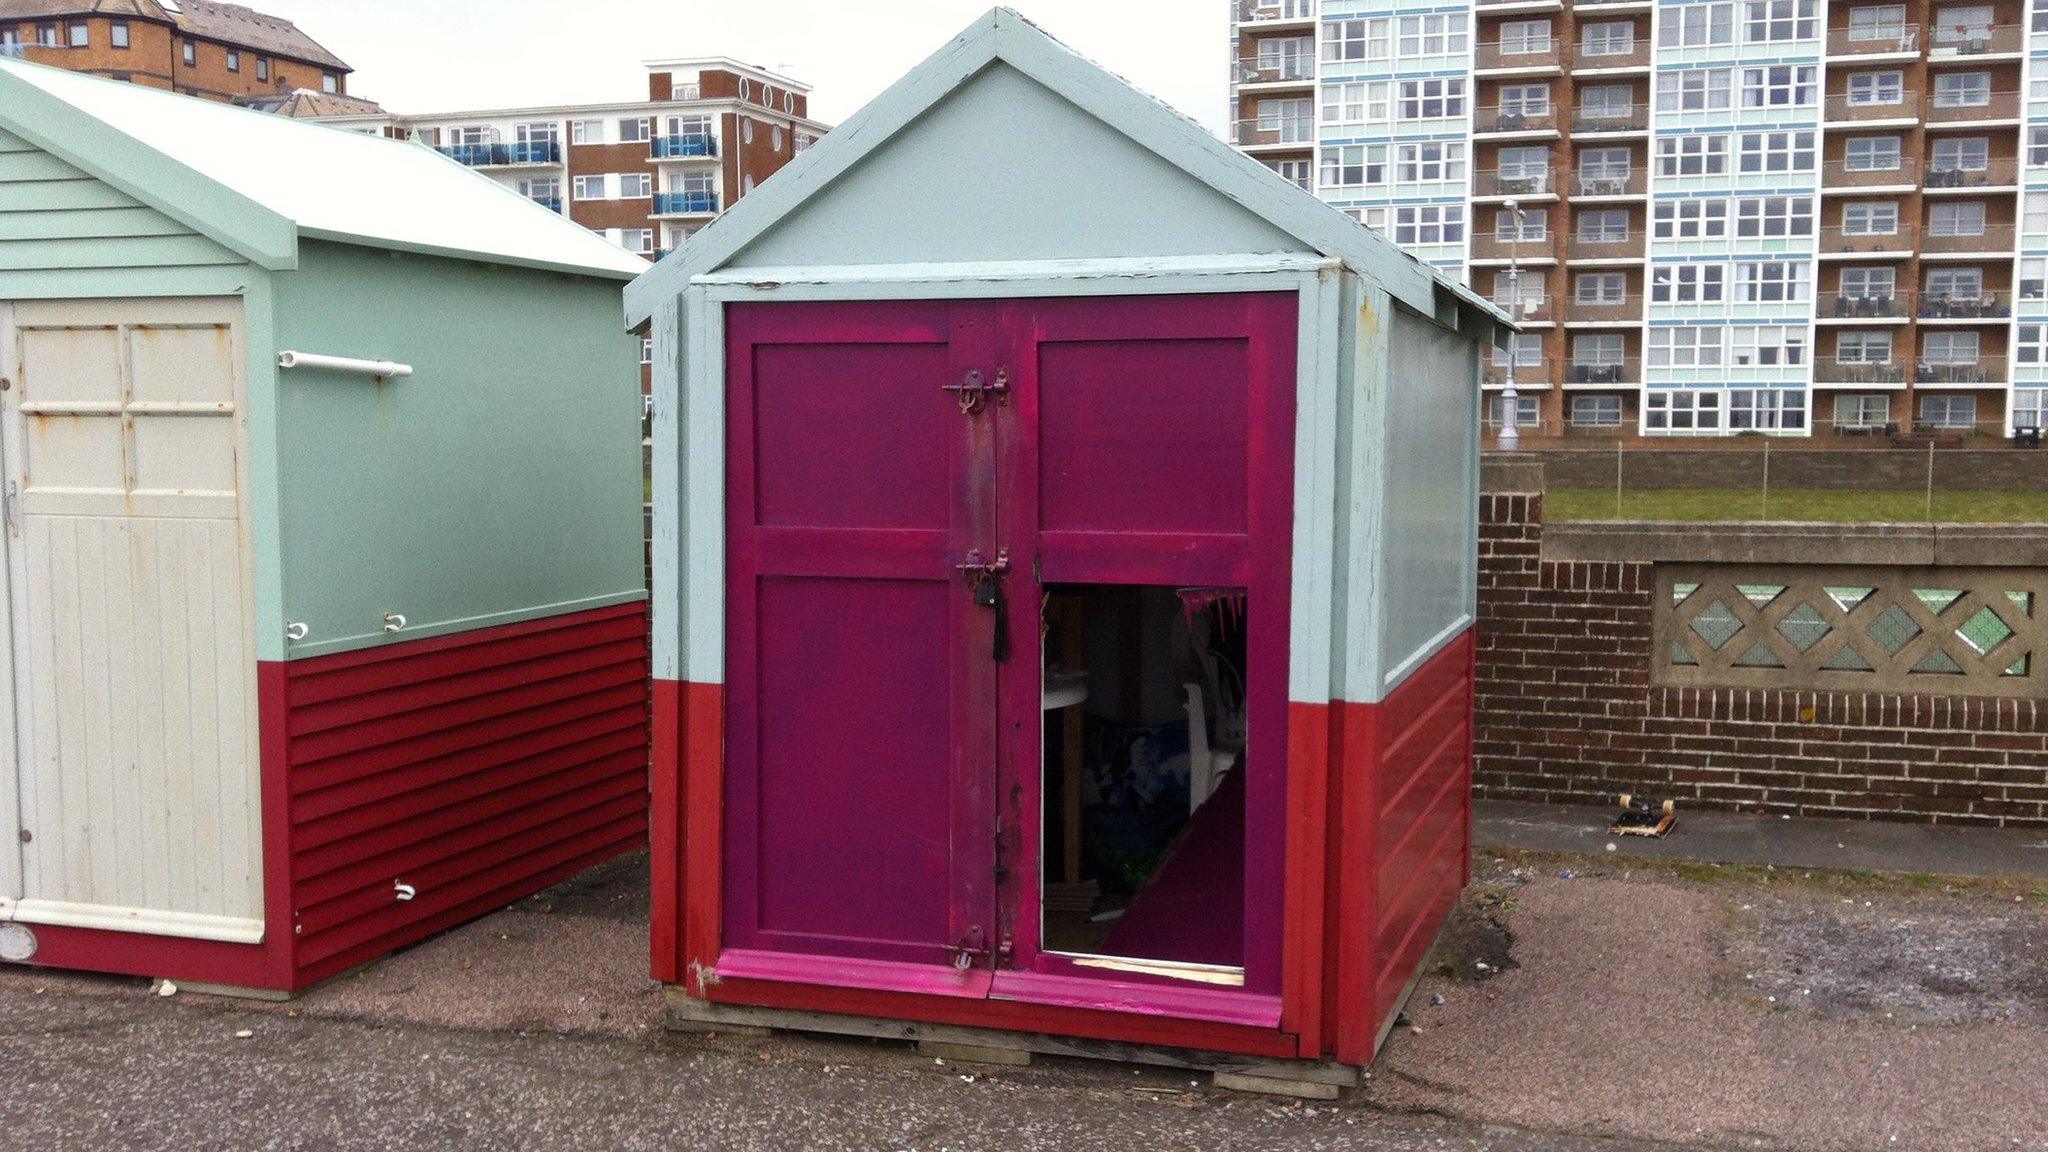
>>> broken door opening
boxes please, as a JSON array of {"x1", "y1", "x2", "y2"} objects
[{"x1": 1037, "y1": 583, "x2": 1248, "y2": 985}]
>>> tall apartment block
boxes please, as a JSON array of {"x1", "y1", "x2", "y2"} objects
[
  {"x1": 312, "y1": 60, "x2": 826, "y2": 267},
  {"x1": 0, "y1": 0, "x2": 352, "y2": 105},
  {"x1": 1230, "y1": 0, "x2": 2046, "y2": 441}
]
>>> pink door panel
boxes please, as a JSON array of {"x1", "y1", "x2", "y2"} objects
[{"x1": 724, "y1": 302, "x2": 997, "y2": 981}]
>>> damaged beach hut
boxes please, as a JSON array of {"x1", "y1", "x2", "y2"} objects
[{"x1": 628, "y1": 8, "x2": 1510, "y2": 1086}]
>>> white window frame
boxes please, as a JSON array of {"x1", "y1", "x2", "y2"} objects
[
  {"x1": 1644, "y1": 390, "x2": 1724, "y2": 432},
  {"x1": 1739, "y1": 64, "x2": 1818, "y2": 108},
  {"x1": 1393, "y1": 204, "x2": 1466, "y2": 244},
  {"x1": 1657, "y1": 134, "x2": 1729, "y2": 176},
  {"x1": 1847, "y1": 72, "x2": 1905, "y2": 106},
  {"x1": 1648, "y1": 326, "x2": 1725, "y2": 367},
  {"x1": 1654, "y1": 198, "x2": 1731, "y2": 238},
  {"x1": 1744, "y1": 0, "x2": 1818, "y2": 42},
  {"x1": 1657, "y1": 69, "x2": 1733, "y2": 112}
]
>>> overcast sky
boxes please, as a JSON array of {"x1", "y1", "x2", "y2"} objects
[{"x1": 250, "y1": 1, "x2": 1230, "y2": 133}]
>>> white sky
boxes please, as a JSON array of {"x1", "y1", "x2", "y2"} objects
[{"x1": 251, "y1": 1, "x2": 1230, "y2": 133}]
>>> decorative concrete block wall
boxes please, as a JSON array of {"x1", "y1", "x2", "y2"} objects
[{"x1": 1475, "y1": 457, "x2": 2048, "y2": 827}]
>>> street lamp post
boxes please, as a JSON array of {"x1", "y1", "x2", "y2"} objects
[{"x1": 1498, "y1": 197, "x2": 1526, "y2": 451}]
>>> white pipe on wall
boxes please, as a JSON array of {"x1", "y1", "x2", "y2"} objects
[{"x1": 277, "y1": 350, "x2": 415, "y2": 379}]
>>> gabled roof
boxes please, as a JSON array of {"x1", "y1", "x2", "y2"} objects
[
  {"x1": 0, "y1": 56, "x2": 650, "y2": 279},
  {"x1": 235, "y1": 87, "x2": 385, "y2": 118},
  {"x1": 624, "y1": 7, "x2": 1507, "y2": 333}
]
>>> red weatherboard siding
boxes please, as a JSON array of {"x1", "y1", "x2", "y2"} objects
[{"x1": 279, "y1": 603, "x2": 651, "y2": 987}]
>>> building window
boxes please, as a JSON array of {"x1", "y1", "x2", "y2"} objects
[
  {"x1": 1395, "y1": 141, "x2": 1465, "y2": 181},
  {"x1": 2027, "y1": 192, "x2": 2048, "y2": 236},
  {"x1": 1735, "y1": 196, "x2": 1815, "y2": 237},
  {"x1": 257, "y1": 58, "x2": 270, "y2": 81},
  {"x1": 1740, "y1": 64, "x2": 1817, "y2": 108},
  {"x1": 181, "y1": 39, "x2": 195, "y2": 65},
  {"x1": 1834, "y1": 393, "x2": 1892, "y2": 429},
  {"x1": 1256, "y1": 97, "x2": 1314, "y2": 140},
  {"x1": 1573, "y1": 333, "x2": 1627, "y2": 368},
  {"x1": 2016, "y1": 324, "x2": 2048, "y2": 365},
  {"x1": 1660, "y1": 2, "x2": 1735, "y2": 46},
  {"x1": 1393, "y1": 205, "x2": 1464, "y2": 244},
  {"x1": 1322, "y1": 19, "x2": 1386, "y2": 61},
  {"x1": 1737, "y1": 130, "x2": 1816, "y2": 174},
  {"x1": 226, "y1": 49, "x2": 240, "y2": 72},
  {"x1": 1730, "y1": 327, "x2": 1808, "y2": 367},
  {"x1": 1580, "y1": 21, "x2": 1635, "y2": 55},
  {"x1": 1920, "y1": 395, "x2": 1977, "y2": 428},
  {"x1": 1576, "y1": 272, "x2": 1627, "y2": 303},
  {"x1": 1934, "y1": 71, "x2": 1993, "y2": 107},
  {"x1": 1493, "y1": 333, "x2": 1545, "y2": 369},
  {"x1": 1923, "y1": 331, "x2": 1981, "y2": 365},
  {"x1": 519, "y1": 178, "x2": 561, "y2": 206},
  {"x1": 2013, "y1": 389, "x2": 2047, "y2": 429},
  {"x1": 678, "y1": 171, "x2": 716, "y2": 197},
  {"x1": 1926, "y1": 266, "x2": 1985, "y2": 300},
  {"x1": 572, "y1": 120, "x2": 604, "y2": 145},
  {"x1": 1654, "y1": 198, "x2": 1731, "y2": 238},
  {"x1": 1846, "y1": 72, "x2": 1905, "y2": 105},
  {"x1": 1837, "y1": 331, "x2": 1894, "y2": 363},
  {"x1": 1932, "y1": 4, "x2": 1994, "y2": 44},
  {"x1": 1576, "y1": 209, "x2": 1630, "y2": 243},
  {"x1": 1648, "y1": 326, "x2": 1724, "y2": 367},
  {"x1": 1500, "y1": 83, "x2": 1551, "y2": 117},
  {"x1": 1841, "y1": 201, "x2": 1900, "y2": 234},
  {"x1": 1744, "y1": 0, "x2": 1818, "y2": 41},
  {"x1": 642, "y1": 338, "x2": 654, "y2": 365},
  {"x1": 1840, "y1": 267, "x2": 1897, "y2": 299},
  {"x1": 794, "y1": 132, "x2": 816, "y2": 152},
  {"x1": 1571, "y1": 395, "x2": 1625, "y2": 428},
  {"x1": 1579, "y1": 84, "x2": 1633, "y2": 120},
  {"x1": 772, "y1": 126, "x2": 784, "y2": 151},
  {"x1": 1931, "y1": 136, "x2": 1990, "y2": 173},
  {"x1": 1321, "y1": 82, "x2": 1368, "y2": 123},
  {"x1": 1656, "y1": 134, "x2": 1729, "y2": 176},
  {"x1": 1487, "y1": 394, "x2": 1542, "y2": 429},
  {"x1": 1644, "y1": 390, "x2": 1723, "y2": 432},
  {"x1": 1733, "y1": 262, "x2": 1813, "y2": 304},
  {"x1": 1657, "y1": 69, "x2": 1733, "y2": 112},
  {"x1": 1928, "y1": 200, "x2": 1988, "y2": 237},
  {"x1": 2020, "y1": 257, "x2": 2047, "y2": 300},
  {"x1": 742, "y1": 119, "x2": 755, "y2": 144},
  {"x1": 1650, "y1": 264, "x2": 1726, "y2": 303},
  {"x1": 1496, "y1": 206, "x2": 1547, "y2": 240},
  {"x1": 1848, "y1": 5, "x2": 1911, "y2": 43},
  {"x1": 1729, "y1": 388, "x2": 1807, "y2": 430},
  {"x1": 64, "y1": 22, "x2": 89, "y2": 47},
  {"x1": 1265, "y1": 158, "x2": 1312, "y2": 190},
  {"x1": 1843, "y1": 135, "x2": 1903, "y2": 171},
  {"x1": 1319, "y1": 144, "x2": 1386, "y2": 187},
  {"x1": 618, "y1": 117, "x2": 651, "y2": 143},
  {"x1": 1396, "y1": 12, "x2": 1468, "y2": 55},
  {"x1": 1498, "y1": 18, "x2": 1552, "y2": 54},
  {"x1": 1497, "y1": 144, "x2": 1551, "y2": 184},
  {"x1": 620, "y1": 228, "x2": 655, "y2": 255},
  {"x1": 322, "y1": 73, "x2": 338, "y2": 93},
  {"x1": 572, "y1": 175, "x2": 607, "y2": 201},
  {"x1": 619, "y1": 172, "x2": 652, "y2": 198},
  {"x1": 1397, "y1": 78, "x2": 1466, "y2": 119}
]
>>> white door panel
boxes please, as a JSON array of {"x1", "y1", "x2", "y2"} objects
[{"x1": 1, "y1": 297, "x2": 261, "y2": 942}]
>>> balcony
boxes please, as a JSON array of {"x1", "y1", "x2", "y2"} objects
[
  {"x1": 1925, "y1": 92, "x2": 2022, "y2": 122},
  {"x1": 1473, "y1": 107, "x2": 1558, "y2": 134},
  {"x1": 1475, "y1": 40, "x2": 1560, "y2": 71},
  {"x1": 1921, "y1": 224, "x2": 2016, "y2": 255},
  {"x1": 1572, "y1": 42, "x2": 1650, "y2": 70},
  {"x1": 1820, "y1": 225, "x2": 1916, "y2": 255},
  {"x1": 1825, "y1": 27, "x2": 1919, "y2": 56},
  {"x1": 1916, "y1": 293, "x2": 2011, "y2": 319},
  {"x1": 1568, "y1": 232, "x2": 1644, "y2": 261},
  {"x1": 1924, "y1": 158, "x2": 2019, "y2": 188},
  {"x1": 528, "y1": 196, "x2": 564, "y2": 214},
  {"x1": 1482, "y1": 363, "x2": 1549, "y2": 386},
  {"x1": 653, "y1": 191, "x2": 719, "y2": 215},
  {"x1": 1572, "y1": 105, "x2": 1648, "y2": 133},
  {"x1": 1822, "y1": 93, "x2": 1918, "y2": 123},
  {"x1": 1816, "y1": 291, "x2": 1911, "y2": 319},
  {"x1": 438, "y1": 141, "x2": 561, "y2": 167},
  {"x1": 1490, "y1": 295, "x2": 1557, "y2": 323},
  {"x1": 1814, "y1": 357, "x2": 1909, "y2": 384},
  {"x1": 1469, "y1": 231, "x2": 1554, "y2": 260},
  {"x1": 1564, "y1": 295, "x2": 1643, "y2": 323},
  {"x1": 651, "y1": 134, "x2": 717, "y2": 159},
  {"x1": 1821, "y1": 160, "x2": 1919, "y2": 189},
  {"x1": 1237, "y1": 54, "x2": 1315, "y2": 85},
  {"x1": 1916, "y1": 356, "x2": 2008, "y2": 384},
  {"x1": 1234, "y1": 0, "x2": 1315, "y2": 24},
  {"x1": 1565, "y1": 359, "x2": 1641, "y2": 385},
  {"x1": 1927, "y1": 25, "x2": 2024, "y2": 58},
  {"x1": 1574, "y1": 169, "x2": 1645, "y2": 196},
  {"x1": 1471, "y1": 168, "x2": 1558, "y2": 198},
  {"x1": 1231, "y1": 116, "x2": 1314, "y2": 150}
]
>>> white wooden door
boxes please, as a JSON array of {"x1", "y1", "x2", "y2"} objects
[{"x1": 0, "y1": 297, "x2": 262, "y2": 944}]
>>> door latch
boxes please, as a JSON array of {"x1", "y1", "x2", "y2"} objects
[
  {"x1": 940, "y1": 367, "x2": 1009, "y2": 415},
  {"x1": 951, "y1": 926, "x2": 989, "y2": 971},
  {"x1": 957, "y1": 549, "x2": 1011, "y2": 662}
]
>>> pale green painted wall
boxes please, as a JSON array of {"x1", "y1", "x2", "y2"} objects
[
  {"x1": 730, "y1": 63, "x2": 1308, "y2": 268},
  {"x1": 271, "y1": 240, "x2": 645, "y2": 658},
  {"x1": 0, "y1": 127, "x2": 243, "y2": 275}
]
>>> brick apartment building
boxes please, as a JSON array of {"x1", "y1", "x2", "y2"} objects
[
  {"x1": 1229, "y1": 0, "x2": 2048, "y2": 443},
  {"x1": 0, "y1": 0, "x2": 353, "y2": 105}
]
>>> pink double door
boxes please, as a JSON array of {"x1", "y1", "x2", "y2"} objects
[{"x1": 723, "y1": 293, "x2": 1296, "y2": 1006}]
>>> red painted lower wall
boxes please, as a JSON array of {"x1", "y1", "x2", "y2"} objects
[{"x1": 10, "y1": 603, "x2": 651, "y2": 992}]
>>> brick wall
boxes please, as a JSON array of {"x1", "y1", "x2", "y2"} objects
[{"x1": 1475, "y1": 482, "x2": 2048, "y2": 827}]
